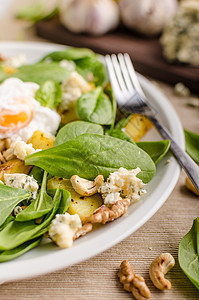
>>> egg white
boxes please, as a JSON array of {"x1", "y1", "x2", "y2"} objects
[{"x1": 0, "y1": 78, "x2": 61, "y2": 141}]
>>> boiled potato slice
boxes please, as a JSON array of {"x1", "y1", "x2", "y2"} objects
[
  {"x1": 124, "y1": 114, "x2": 153, "y2": 142},
  {"x1": 27, "y1": 130, "x2": 55, "y2": 150},
  {"x1": 0, "y1": 159, "x2": 32, "y2": 182},
  {"x1": 57, "y1": 101, "x2": 79, "y2": 125},
  {"x1": 47, "y1": 177, "x2": 103, "y2": 223}
]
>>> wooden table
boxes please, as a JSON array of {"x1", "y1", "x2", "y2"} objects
[{"x1": 0, "y1": 1, "x2": 199, "y2": 299}]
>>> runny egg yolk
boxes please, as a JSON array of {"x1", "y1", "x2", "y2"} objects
[{"x1": 0, "y1": 98, "x2": 34, "y2": 133}]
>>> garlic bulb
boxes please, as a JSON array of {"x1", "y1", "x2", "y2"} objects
[
  {"x1": 119, "y1": 0, "x2": 178, "y2": 36},
  {"x1": 59, "y1": 0, "x2": 120, "y2": 35}
]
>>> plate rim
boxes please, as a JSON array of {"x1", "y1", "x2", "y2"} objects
[{"x1": 0, "y1": 41, "x2": 184, "y2": 284}]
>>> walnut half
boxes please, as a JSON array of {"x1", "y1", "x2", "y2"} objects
[
  {"x1": 87, "y1": 198, "x2": 130, "y2": 224},
  {"x1": 118, "y1": 260, "x2": 151, "y2": 300}
]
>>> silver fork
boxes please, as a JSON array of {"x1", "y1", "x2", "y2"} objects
[{"x1": 105, "y1": 53, "x2": 199, "y2": 193}]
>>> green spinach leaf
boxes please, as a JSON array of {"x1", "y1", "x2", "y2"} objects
[
  {"x1": 0, "y1": 237, "x2": 41, "y2": 262},
  {"x1": 41, "y1": 48, "x2": 96, "y2": 62},
  {"x1": 9, "y1": 62, "x2": 70, "y2": 85},
  {"x1": 104, "y1": 86, "x2": 117, "y2": 128},
  {"x1": 106, "y1": 129, "x2": 135, "y2": 145},
  {"x1": 16, "y1": 1, "x2": 58, "y2": 23},
  {"x1": 137, "y1": 140, "x2": 170, "y2": 165},
  {"x1": 75, "y1": 56, "x2": 106, "y2": 86},
  {"x1": 0, "y1": 187, "x2": 62, "y2": 250},
  {"x1": 0, "y1": 216, "x2": 14, "y2": 231},
  {"x1": 29, "y1": 166, "x2": 44, "y2": 186},
  {"x1": 35, "y1": 80, "x2": 62, "y2": 109},
  {"x1": 55, "y1": 121, "x2": 103, "y2": 146},
  {"x1": 0, "y1": 185, "x2": 30, "y2": 227},
  {"x1": 76, "y1": 87, "x2": 113, "y2": 125},
  {"x1": 0, "y1": 65, "x2": 6, "y2": 82},
  {"x1": 56, "y1": 189, "x2": 71, "y2": 215},
  {"x1": 184, "y1": 129, "x2": 199, "y2": 164},
  {"x1": 25, "y1": 133, "x2": 156, "y2": 183},
  {"x1": 16, "y1": 171, "x2": 53, "y2": 222},
  {"x1": 115, "y1": 115, "x2": 132, "y2": 130},
  {"x1": 178, "y1": 218, "x2": 199, "y2": 290}
]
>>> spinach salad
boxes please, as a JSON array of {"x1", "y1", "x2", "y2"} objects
[{"x1": 0, "y1": 47, "x2": 170, "y2": 262}]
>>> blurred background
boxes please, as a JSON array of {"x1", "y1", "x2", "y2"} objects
[{"x1": 0, "y1": 0, "x2": 199, "y2": 94}]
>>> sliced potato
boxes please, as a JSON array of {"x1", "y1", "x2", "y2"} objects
[
  {"x1": 124, "y1": 114, "x2": 153, "y2": 142},
  {"x1": 185, "y1": 176, "x2": 199, "y2": 196},
  {"x1": 27, "y1": 130, "x2": 55, "y2": 150},
  {"x1": 0, "y1": 159, "x2": 32, "y2": 182},
  {"x1": 47, "y1": 177, "x2": 103, "y2": 223},
  {"x1": 57, "y1": 101, "x2": 79, "y2": 125}
]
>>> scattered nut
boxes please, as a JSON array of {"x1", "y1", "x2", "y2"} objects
[
  {"x1": 149, "y1": 253, "x2": 175, "y2": 290},
  {"x1": 3, "y1": 148, "x2": 16, "y2": 161},
  {"x1": 87, "y1": 198, "x2": 130, "y2": 224},
  {"x1": 174, "y1": 82, "x2": 190, "y2": 97},
  {"x1": 0, "y1": 152, "x2": 6, "y2": 164},
  {"x1": 0, "y1": 139, "x2": 6, "y2": 152},
  {"x1": 118, "y1": 260, "x2": 151, "y2": 300},
  {"x1": 73, "y1": 223, "x2": 93, "y2": 240},
  {"x1": 185, "y1": 176, "x2": 199, "y2": 196},
  {"x1": 70, "y1": 175, "x2": 104, "y2": 196}
]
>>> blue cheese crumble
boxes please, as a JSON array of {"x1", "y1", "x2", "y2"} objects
[
  {"x1": 4, "y1": 173, "x2": 39, "y2": 199},
  {"x1": 98, "y1": 167, "x2": 146, "y2": 205},
  {"x1": 49, "y1": 212, "x2": 82, "y2": 248}
]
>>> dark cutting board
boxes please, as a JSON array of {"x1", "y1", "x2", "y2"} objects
[{"x1": 36, "y1": 19, "x2": 199, "y2": 93}]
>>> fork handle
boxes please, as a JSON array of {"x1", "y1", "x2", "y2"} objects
[{"x1": 148, "y1": 116, "x2": 199, "y2": 193}]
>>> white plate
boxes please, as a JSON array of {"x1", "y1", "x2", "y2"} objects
[{"x1": 0, "y1": 42, "x2": 184, "y2": 284}]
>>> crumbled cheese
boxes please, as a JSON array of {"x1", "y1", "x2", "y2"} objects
[
  {"x1": 10, "y1": 137, "x2": 41, "y2": 161},
  {"x1": 4, "y1": 173, "x2": 39, "y2": 199},
  {"x1": 59, "y1": 59, "x2": 76, "y2": 71},
  {"x1": 98, "y1": 167, "x2": 146, "y2": 205},
  {"x1": 60, "y1": 71, "x2": 92, "y2": 111},
  {"x1": 13, "y1": 206, "x2": 23, "y2": 216},
  {"x1": 2, "y1": 54, "x2": 26, "y2": 69},
  {"x1": 49, "y1": 213, "x2": 82, "y2": 248},
  {"x1": 160, "y1": 0, "x2": 199, "y2": 66},
  {"x1": 174, "y1": 82, "x2": 190, "y2": 97}
]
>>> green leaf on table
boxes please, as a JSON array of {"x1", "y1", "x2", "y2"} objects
[
  {"x1": 55, "y1": 121, "x2": 103, "y2": 146},
  {"x1": 0, "y1": 187, "x2": 62, "y2": 251},
  {"x1": 184, "y1": 129, "x2": 199, "y2": 163},
  {"x1": 0, "y1": 185, "x2": 30, "y2": 227},
  {"x1": 76, "y1": 87, "x2": 114, "y2": 125},
  {"x1": 16, "y1": 171, "x2": 53, "y2": 222},
  {"x1": 8, "y1": 62, "x2": 71, "y2": 85},
  {"x1": 0, "y1": 237, "x2": 41, "y2": 262},
  {"x1": 137, "y1": 140, "x2": 170, "y2": 165},
  {"x1": 35, "y1": 80, "x2": 62, "y2": 109},
  {"x1": 178, "y1": 217, "x2": 199, "y2": 290},
  {"x1": 105, "y1": 129, "x2": 135, "y2": 145},
  {"x1": 25, "y1": 133, "x2": 156, "y2": 184},
  {"x1": 16, "y1": 2, "x2": 58, "y2": 23}
]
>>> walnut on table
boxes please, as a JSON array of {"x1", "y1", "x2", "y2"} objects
[{"x1": 118, "y1": 260, "x2": 151, "y2": 300}]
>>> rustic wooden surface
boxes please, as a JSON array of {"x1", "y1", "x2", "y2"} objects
[
  {"x1": 0, "y1": 1, "x2": 199, "y2": 299},
  {"x1": 35, "y1": 18, "x2": 199, "y2": 94}
]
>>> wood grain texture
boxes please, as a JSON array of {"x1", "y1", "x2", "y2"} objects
[{"x1": 35, "y1": 18, "x2": 199, "y2": 94}]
